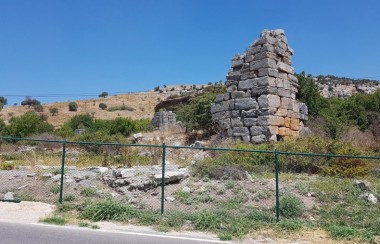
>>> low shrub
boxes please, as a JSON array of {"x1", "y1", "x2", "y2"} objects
[
  {"x1": 41, "y1": 216, "x2": 67, "y2": 225},
  {"x1": 107, "y1": 105, "x2": 134, "y2": 112},
  {"x1": 80, "y1": 199, "x2": 129, "y2": 221},
  {"x1": 0, "y1": 162, "x2": 14, "y2": 170},
  {"x1": 323, "y1": 158, "x2": 370, "y2": 178},
  {"x1": 279, "y1": 194, "x2": 304, "y2": 218}
]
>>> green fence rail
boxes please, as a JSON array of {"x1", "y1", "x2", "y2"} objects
[{"x1": 1, "y1": 136, "x2": 379, "y2": 222}]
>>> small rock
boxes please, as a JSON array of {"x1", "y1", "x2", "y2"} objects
[
  {"x1": 112, "y1": 169, "x2": 122, "y2": 178},
  {"x1": 165, "y1": 197, "x2": 175, "y2": 202},
  {"x1": 52, "y1": 175, "x2": 61, "y2": 182},
  {"x1": 65, "y1": 179, "x2": 74, "y2": 183},
  {"x1": 194, "y1": 141, "x2": 205, "y2": 148},
  {"x1": 307, "y1": 192, "x2": 316, "y2": 197},
  {"x1": 41, "y1": 173, "x2": 53, "y2": 179},
  {"x1": 128, "y1": 198, "x2": 138, "y2": 204},
  {"x1": 368, "y1": 194, "x2": 378, "y2": 204},
  {"x1": 354, "y1": 180, "x2": 371, "y2": 191},
  {"x1": 74, "y1": 176, "x2": 84, "y2": 183},
  {"x1": 121, "y1": 168, "x2": 136, "y2": 178},
  {"x1": 89, "y1": 167, "x2": 109, "y2": 174},
  {"x1": 17, "y1": 184, "x2": 29, "y2": 190},
  {"x1": 27, "y1": 173, "x2": 36, "y2": 177},
  {"x1": 133, "y1": 133, "x2": 143, "y2": 140},
  {"x1": 182, "y1": 186, "x2": 192, "y2": 193},
  {"x1": 4, "y1": 192, "x2": 14, "y2": 201},
  {"x1": 151, "y1": 191, "x2": 159, "y2": 196}
]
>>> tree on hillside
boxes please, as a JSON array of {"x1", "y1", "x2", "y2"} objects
[
  {"x1": 296, "y1": 72, "x2": 328, "y2": 117},
  {"x1": 98, "y1": 91, "x2": 109, "y2": 98},
  {"x1": 68, "y1": 102, "x2": 78, "y2": 111},
  {"x1": 0, "y1": 96, "x2": 7, "y2": 111},
  {"x1": 21, "y1": 97, "x2": 41, "y2": 109},
  {"x1": 49, "y1": 107, "x2": 59, "y2": 116},
  {"x1": 99, "y1": 103, "x2": 108, "y2": 110}
]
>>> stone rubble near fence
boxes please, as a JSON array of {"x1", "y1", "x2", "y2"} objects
[
  {"x1": 151, "y1": 111, "x2": 177, "y2": 128},
  {"x1": 211, "y1": 29, "x2": 309, "y2": 143}
]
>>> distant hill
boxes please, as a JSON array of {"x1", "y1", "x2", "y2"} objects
[
  {"x1": 311, "y1": 75, "x2": 380, "y2": 98},
  {"x1": 0, "y1": 84, "x2": 208, "y2": 128}
]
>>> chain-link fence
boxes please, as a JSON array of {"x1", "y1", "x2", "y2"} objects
[{"x1": 1, "y1": 136, "x2": 379, "y2": 222}]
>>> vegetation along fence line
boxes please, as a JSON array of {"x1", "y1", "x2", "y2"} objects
[{"x1": 0, "y1": 136, "x2": 379, "y2": 222}]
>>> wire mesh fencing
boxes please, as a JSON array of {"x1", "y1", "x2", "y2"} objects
[{"x1": 0, "y1": 136, "x2": 379, "y2": 222}]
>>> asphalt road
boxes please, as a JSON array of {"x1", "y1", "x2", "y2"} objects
[{"x1": 0, "y1": 221, "x2": 227, "y2": 244}]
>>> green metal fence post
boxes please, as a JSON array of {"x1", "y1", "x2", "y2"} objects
[
  {"x1": 59, "y1": 141, "x2": 66, "y2": 204},
  {"x1": 160, "y1": 143, "x2": 166, "y2": 215},
  {"x1": 275, "y1": 148, "x2": 280, "y2": 222}
]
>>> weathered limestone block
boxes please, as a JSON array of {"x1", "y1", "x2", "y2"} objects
[
  {"x1": 290, "y1": 118, "x2": 300, "y2": 130},
  {"x1": 235, "y1": 97, "x2": 258, "y2": 110},
  {"x1": 232, "y1": 127, "x2": 250, "y2": 137},
  {"x1": 250, "y1": 58, "x2": 277, "y2": 71},
  {"x1": 243, "y1": 118, "x2": 257, "y2": 126},
  {"x1": 257, "y1": 116, "x2": 284, "y2": 126},
  {"x1": 219, "y1": 119, "x2": 231, "y2": 129},
  {"x1": 238, "y1": 79, "x2": 256, "y2": 90},
  {"x1": 257, "y1": 94, "x2": 281, "y2": 108},
  {"x1": 212, "y1": 111, "x2": 231, "y2": 121},
  {"x1": 250, "y1": 126, "x2": 267, "y2": 136},
  {"x1": 277, "y1": 62, "x2": 294, "y2": 74},
  {"x1": 241, "y1": 109, "x2": 259, "y2": 118},
  {"x1": 275, "y1": 108, "x2": 288, "y2": 117},
  {"x1": 280, "y1": 97, "x2": 293, "y2": 110},
  {"x1": 211, "y1": 101, "x2": 230, "y2": 113},
  {"x1": 251, "y1": 135, "x2": 267, "y2": 144},
  {"x1": 258, "y1": 68, "x2": 278, "y2": 78},
  {"x1": 231, "y1": 117, "x2": 243, "y2": 127},
  {"x1": 231, "y1": 110, "x2": 240, "y2": 118},
  {"x1": 278, "y1": 127, "x2": 294, "y2": 136}
]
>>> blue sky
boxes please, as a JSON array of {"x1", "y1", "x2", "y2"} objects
[{"x1": 1, "y1": 0, "x2": 380, "y2": 105}]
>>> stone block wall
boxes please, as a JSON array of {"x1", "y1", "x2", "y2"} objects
[
  {"x1": 151, "y1": 111, "x2": 177, "y2": 128},
  {"x1": 211, "y1": 29, "x2": 308, "y2": 143}
]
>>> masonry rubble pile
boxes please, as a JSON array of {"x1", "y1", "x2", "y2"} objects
[
  {"x1": 151, "y1": 111, "x2": 177, "y2": 128},
  {"x1": 211, "y1": 29, "x2": 308, "y2": 143}
]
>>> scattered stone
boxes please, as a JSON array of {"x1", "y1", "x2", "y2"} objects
[
  {"x1": 361, "y1": 193, "x2": 378, "y2": 204},
  {"x1": 151, "y1": 111, "x2": 176, "y2": 128},
  {"x1": 307, "y1": 192, "x2": 316, "y2": 197},
  {"x1": 152, "y1": 171, "x2": 188, "y2": 184},
  {"x1": 52, "y1": 175, "x2": 61, "y2": 182},
  {"x1": 27, "y1": 173, "x2": 36, "y2": 177},
  {"x1": 4, "y1": 192, "x2": 14, "y2": 201},
  {"x1": 41, "y1": 173, "x2": 53, "y2": 179},
  {"x1": 165, "y1": 197, "x2": 175, "y2": 202},
  {"x1": 17, "y1": 184, "x2": 29, "y2": 190},
  {"x1": 182, "y1": 186, "x2": 192, "y2": 193},
  {"x1": 65, "y1": 179, "x2": 74, "y2": 183},
  {"x1": 368, "y1": 194, "x2": 378, "y2": 204},
  {"x1": 133, "y1": 133, "x2": 143, "y2": 140},
  {"x1": 354, "y1": 180, "x2": 371, "y2": 191},
  {"x1": 151, "y1": 191, "x2": 159, "y2": 196},
  {"x1": 128, "y1": 198, "x2": 138, "y2": 204},
  {"x1": 121, "y1": 168, "x2": 136, "y2": 178},
  {"x1": 89, "y1": 167, "x2": 109, "y2": 174}
]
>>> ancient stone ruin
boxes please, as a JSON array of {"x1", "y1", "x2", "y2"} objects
[
  {"x1": 151, "y1": 111, "x2": 177, "y2": 128},
  {"x1": 211, "y1": 29, "x2": 308, "y2": 143}
]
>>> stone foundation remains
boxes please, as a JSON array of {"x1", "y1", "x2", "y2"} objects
[
  {"x1": 151, "y1": 111, "x2": 177, "y2": 128},
  {"x1": 211, "y1": 29, "x2": 308, "y2": 143}
]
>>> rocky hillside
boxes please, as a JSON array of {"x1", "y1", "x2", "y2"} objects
[{"x1": 312, "y1": 75, "x2": 380, "y2": 98}]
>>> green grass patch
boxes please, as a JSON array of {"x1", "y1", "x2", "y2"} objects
[
  {"x1": 80, "y1": 188, "x2": 98, "y2": 197},
  {"x1": 41, "y1": 216, "x2": 67, "y2": 225}
]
